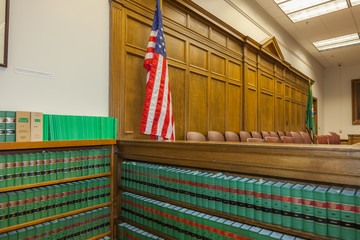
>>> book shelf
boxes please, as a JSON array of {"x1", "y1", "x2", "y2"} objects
[{"x1": 0, "y1": 139, "x2": 116, "y2": 239}]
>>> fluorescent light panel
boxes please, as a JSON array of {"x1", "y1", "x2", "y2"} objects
[
  {"x1": 350, "y1": 0, "x2": 360, "y2": 6},
  {"x1": 274, "y1": 0, "x2": 349, "y2": 22},
  {"x1": 313, "y1": 33, "x2": 360, "y2": 51}
]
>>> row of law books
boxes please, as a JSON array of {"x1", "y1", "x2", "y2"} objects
[
  {"x1": 122, "y1": 192, "x2": 304, "y2": 240},
  {"x1": 0, "y1": 207, "x2": 110, "y2": 240},
  {"x1": 121, "y1": 161, "x2": 360, "y2": 240},
  {"x1": 118, "y1": 222, "x2": 164, "y2": 240},
  {"x1": 0, "y1": 177, "x2": 110, "y2": 228},
  {"x1": 44, "y1": 114, "x2": 117, "y2": 141},
  {"x1": 0, "y1": 148, "x2": 111, "y2": 188}
]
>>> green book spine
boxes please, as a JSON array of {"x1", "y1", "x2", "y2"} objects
[
  {"x1": 0, "y1": 111, "x2": 5, "y2": 142},
  {"x1": 70, "y1": 151, "x2": 77, "y2": 178},
  {"x1": 104, "y1": 148, "x2": 111, "y2": 173},
  {"x1": 222, "y1": 176, "x2": 233, "y2": 214},
  {"x1": 0, "y1": 155, "x2": 6, "y2": 188},
  {"x1": 237, "y1": 177, "x2": 248, "y2": 217},
  {"x1": 16, "y1": 191, "x2": 26, "y2": 224},
  {"x1": 14, "y1": 154, "x2": 23, "y2": 186},
  {"x1": 81, "y1": 150, "x2": 89, "y2": 176},
  {"x1": 7, "y1": 230, "x2": 17, "y2": 240},
  {"x1": 25, "y1": 189, "x2": 34, "y2": 222},
  {"x1": 302, "y1": 185, "x2": 315, "y2": 233},
  {"x1": 314, "y1": 186, "x2": 328, "y2": 236},
  {"x1": 34, "y1": 223, "x2": 45, "y2": 239},
  {"x1": 76, "y1": 150, "x2": 82, "y2": 177},
  {"x1": 262, "y1": 180, "x2": 274, "y2": 224},
  {"x1": 43, "y1": 114, "x2": 48, "y2": 141},
  {"x1": 58, "y1": 218, "x2": 67, "y2": 240},
  {"x1": 74, "y1": 182, "x2": 82, "y2": 210},
  {"x1": 46, "y1": 186, "x2": 55, "y2": 217},
  {"x1": 6, "y1": 155, "x2": 15, "y2": 187},
  {"x1": 65, "y1": 216, "x2": 74, "y2": 239},
  {"x1": 80, "y1": 181, "x2": 88, "y2": 209},
  {"x1": 214, "y1": 174, "x2": 224, "y2": 212},
  {"x1": 245, "y1": 179, "x2": 256, "y2": 219},
  {"x1": 63, "y1": 151, "x2": 71, "y2": 179},
  {"x1": 196, "y1": 172, "x2": 207, "y2": 207},
  {"x1": 49, "y1": 152, "x2": 57, "y2": 181},
  {"x1": 104, "y1": 177, "x2": 110, "y2": 203},
  {"x1": 86, "y1": 180, "x2": 94, "y2": 207},
  {"x1": 43, "y1": 222, "x2": 52, "y2": 239},
  {"x1": 0, "y1": 193, "x2": 8, "y2": 228},
  {"x1": 201, "y1": 173, "x2": 212, "y2": 209},
  {"x1": 99, "y1": 149, "x2": 105, "y2": 174},
  {"x1": 17, "y1": 228, "x2": 27, "y2": 240},
  {"x1": 38, "y1": 187, "x2": 48, "y2": 219},
  {"x1": 229, "y1": 177, "x2": 240, "y2": 216},
  {"x1": 340, "y1": 189, "x2": 356, "y2": 240},
  {"x1": 56, "y1": 151, "x2": 64, "y2": 180},
  {"x1": 33, "y1": 188, "x2": 42, "y2": 220},
  {"x1": 291, "y1": 184, "x2": 304, "y2": 230},
  {"x1": 50, "y1": 219, "x2": 60, "y2": 240},
  {"x1": 29, "y1": 153, "x2": 37, "y2": 184},
  {"x1": 88, "y1": 149, "x2": 96, "y2": 176},
  {"x1": 254, "y1": 180, "x2": 263, "y2": 221},
  {"x1": 7, "y1": 192, "x2": 18, "y2": 226},
  {"x1": 5, "y1": 111, "x2": 16, "y2": 142},
  {"x1": 327, "y1": 187, "x2": 342, "y2": 238},
  {"x1": 355, "y1": 191, "x2": 360, "y2": 239},
  {"x1": 281, "y1": 183, "x2": 294, "y2": 228},
  {"x1": 54, "y1": 185, "x2": 63, "y2": 215},
  {"x1": 94, "y1": 149, "x2": 102, "y2": 174},
  {"x1": 21, "y1": 154, "x2": 30, "y2": 186},
  {"x1": 272, "y1": 181, "x2": 284, "y2": 225},
  {"x1": 60, "y1": 184, "x2": 69, "y2": 213},
  {"x1": 93, "y1": 179, "x2": 100, "y2": 206},
  {"x1": 43, "y1": 152, "x2": 51, "y2": 182},
  {"x1": 36, "y1": 153, "x2": 44, "y2": 183}
]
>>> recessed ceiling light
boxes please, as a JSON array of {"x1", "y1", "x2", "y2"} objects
[
  {"x1": 350, "y1": 0, "x2": 360, "y2": 6},
  {"x1": 274, "y1": 0, "x2": 349, "y2": 22},
  {"x1": 313, "y1": 33, "x2": 360, "y2": 51}
]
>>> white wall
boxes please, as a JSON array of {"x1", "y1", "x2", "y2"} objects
[
  {"x1": 324, "y1": 64, "x2": 360, "y2": 139},
  {"x1": 0, "y1": 0, "x2": 110, "y2": 116},
  {"x1": 192, "y1": 0, "x2": 325, "y2": 134}
]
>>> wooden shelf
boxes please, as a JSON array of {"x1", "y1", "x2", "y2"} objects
[
  {"x1": 0, "y1": 173, "x2": 111, "y2": 193},
  {"x1": 120, "y1": 217, "x2": 177, "y2": 240},
  {"x1": 121, "y1": 187, "x2": 340, "y2": 240},
  {"x1": 87, "y1": 231, "x2": 111, "y2": 240},
  {"x1": 0, "y1": 202, "x2": 111, "y2": 234},
  {"x1": 0, "y1": 139, "x2": 116, "y2": 151}
]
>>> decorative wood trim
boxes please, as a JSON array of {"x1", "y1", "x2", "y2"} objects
[
  {"x1": 352, "y1": 79, "x2": 360, "y2": 124},
  {"x1": 0, "y1": 0, "x2": 9, "y2": 68}
]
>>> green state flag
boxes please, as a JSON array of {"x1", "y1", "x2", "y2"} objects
[{"x1": 306, "y1": 82, "x2": 315, "y2": 136}]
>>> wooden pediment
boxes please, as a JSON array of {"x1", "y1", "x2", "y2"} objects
[{"x1": 260, "y1": 37, "x2": 284, "y2": 61}]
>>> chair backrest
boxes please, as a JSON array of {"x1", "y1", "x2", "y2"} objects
[
  {"x1": 225, "y1": 131, "x2": 239, "y2": 142},
  {"x1": 299, "y1": 131, "x2": 312, "y2": 144},
  {"x1": 261, "y1": 131, "x2": 271, "y2": 138},
  {"x1": 325, "y1": 135, "x2": 333, "y2": 144},
  {"x1": 329, "y1": 132, "x2": 341, "y2": 144},
  {"x1": 247, "y1": 138, "x2": 266, "y2": 143},
  {"x1": 208, "y1": 131, "x2": 225, "y2": 142},
  {"x1": 285, "y1": 131, "x2": 292, "y2": 137},
  {"x1": 270, "y1": 131, "x2": 279, "y2": 138},
  {"x1": 250, "y1": 131, "x2": 262, "y2": 139},
  {"x1": 239, "y1": 131, "x2": 251, "y2": 142},
  {"x1": 265, "y1": 137, "x2": 281, "y2": 143},
  {"x1": 290, "y1": 131, "x2": 305, "y2": 144},
  {"x1": 186, "y1": 132, "x2": 206, "y2": 141},
  {"x1": 316, "y1": 135, "x2": 328, "y2": 144},
  {"x1": 277, "y1": 131, "x2": 285, "y2": 137},
  {"x1": 281, "y1": 136, "x2": 295, "y2": 143}
]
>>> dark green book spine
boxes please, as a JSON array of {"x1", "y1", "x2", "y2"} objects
[
  {"x1": 7, "y1": 192, "x2": 18, "y2": 226},
  {"x1": 271, "y1": 181, "x2": 284, "y2": 225},
  {"x1": 291, "y1": 184, "x2": 304, "y2": 230},
  {"x1": 49, "y1": 152, "x2": 57, "y2": 181},
  {"x1": 74, "y1": 182, "x2": 82, "y2": 210},
  {"x1": 302, "y1": 185, "x2": 315, "y2": 233},
  {"x1": 56, "y1": 152, "x2": 64, "y2": 180},
  {"x1": 245, "y1": 179, "x2": 256, "y2": 219},
  {"x1": 0, "y1": 111, "x2": 5, "y2": 142},
  {"x1": 14, "y1": 154, "x2": 23, "y2": 186},
  {"x1": 281, "y1": 183, "x2": 294, "y2": 228},
  {"x1": 60, "y1": 184, "x2": 69, "y2": 213},
  {"x1": 43, "y1": 152, "x2": 51, "y2": 182},
  {"x1": 46, "y1": 186, "x2": 55, "y2": 217},
  {"x1": 25, "y1": 189, "x2": 34, "y2": 222},
  {"x1": 70, "y1": 151, "x2": 77, "y2": 178},
  {"x1": 29, "y1": 153, "x2": 37, "y2": 184},
  {"x1": 33, "y1": 188, "x2": 42, "y2": 221},
  {"x1": 88, "y1": 150, "x2": 96, "y2": 176},
  {"x1": 5, "y1": 111, "x2": 16, "y2": 142},
  {"x1": 38, "y1": 187, "x2": 48, "y2": 219},
  {"x1": 21, "y1": 154, "x2": 30, "y2": 186},
  {"x1": 6, "y1": 155, "x2": 15, "y2": 187},
  {"x1": 0, "y1": 155, "x2": 6, "y2": 188},
  {"x1": 36, "y1": 153, "x2": 44, "y2": 183},
  {"x1": 81, "y1": 150, "x2": 89, "y2": 176},
  {"x1": 314, "y1": 186, "x2": 328, "y2": 236},
  {"x1": 261, "y1": 180, "x2": 274, "y2": 224},
  {"x1": 104, "y1": 148, "x2": 111, "y2": 173},
  {"x1": 254, "y1": 180, "x2": 263, "y2": 221},
  {"x1": 54, "y1": 185, "x2": 63, "y2": 215},
  {"x1": 340, "y1": 189, "x2": 356, "y2": 240},
  {"x1": 63, "y1": 151, "x2": 71, "y2": 179},
  {"x1": 0, "y1": 193, "x2": 8, "y2": 228},
  {"x1": 327, "y1": 187, "x2": 342, "y2": 238}
]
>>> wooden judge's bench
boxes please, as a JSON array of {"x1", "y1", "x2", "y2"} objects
[{"x1": 348, "y1": 134, "x2": 360, "y2": 145}]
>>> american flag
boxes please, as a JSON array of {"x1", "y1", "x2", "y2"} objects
[{"x1": 140, "y1": 0, "x2": 175, "y2": 141}]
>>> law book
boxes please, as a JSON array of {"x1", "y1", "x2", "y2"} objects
[
  {"x1": 49, "y1": 152, "x2": 57, "y2": 181},
  {"x1": 262, "y1": 180, "x2": 274, "y2": 224},
  {"x1": 80, "y1": 181, "x2": 88, "y2": 209},
  {"x1": 356, "y1": 190, "x2": 360, "y2": 239},
  {"x1": 327, "y1": 187, "x2": 342, "y2": 238},
  {"x1": 50, "y1": 219, "x2": 60, "y2": 239},
  {"x1": 81, "y1": 150, "x2": 89, "y2": 177},
  {"x1": 43, "y1": 152, "x2": 51, "y2": 182},
  {"x1": 302, "y1": 185, "x2": 315, "y2": 233},
  {"x1": 54, "y1": 185, "x2": 63, "y2": 215},
  {"x1": 75, "y1": 150, "x2": 82, "y2": 177},
  {"x1": 93, "y1": 179, "x2": 100, "y2": 206},
  {"x1": 281, "y1": 183, "x2": 294, "y2": 228},
  {"x1": 229, "y1": 177, "x2": 241, "y2": 216},
  {"x1": 0, "y1": 193, "x2": 8, "y2": 228},
  {"x1": 0, "y1": 155, "x2": 6, "y2": 188},
  {"x1": 86, "y1": 179, "x2": 95, "y2": 207},
  {"x1": 340, "y1": 189, "x2": 356, "y2": 240},
  {"x1": 21, "y1": 154, "x2": 30, "y2": 186},
  {"x1": 60, "y1": 184, "x2": 69, "y2": 213},
  {"x1": 17, "y1": 228, "x2": 27, "y2": 240},
  {"x1": 73, "y1": 182, "x2": 82, "y2": 210},
  {"x1": 196, "y1": 172, "x2": 208, "y2": 207},
  {"x1": 36, "y1": 152, "x2": 44, "y2": 183},
  {"x1": 222, "y1": 175, "x2": 234, "y2": 214},
  {"x1": 42, "y1": 221, "x2": 52, "y2": 239},
  {"x1": 17, "y1": 191, "x2": 27, "y2": 224},
  {"x1": 70, "y1": 151, "x2": 77, "y2": 178},
  {"x1": 215, "y1": 174, "x2": 225, "y2": 212},
  {"x1": 189, "y1": 170, "x2": 201, "y2": 205},
  {"x1": 5, "y1": 111, "x2": 16, "y2": 142},
  {"x1": 30, "y1": 112, "x2": 43, "y2": 141},
  {"x1": 6, "y1": 155, "x2": 15, "y2": 188},
  {"x1": 245, "y1": 178, "x2": 257, "y2": 219},
  {"x1": 46, "y1": 186, "x2": 56, "y2": 217},
  {"x1": 314, "y1": 186, "x2": 328, "y2": 236},
  {"x1": 34, "y1": 223, "x2": 45, "y2": 239},
  {"x1": 38, "y1": 187, "x2": 48, "y2": 219},
  {"x1": 7, "y1": 231, "x2": 17, "y2": 240},
  {"x1": 7, "y1": 191, "x2": 18, "y2": 226},
  {"x1": 272, "y1": 181, "x2": 285, "y2": 225},
  {"x1": 56, "y1": 151, "x2": 64, "y2": 180},
  {"x1": 238, "y1": 177, "x2": 249, "y2": 217},
  {"x1": 28, "y1": 153, "x2": 37, "y2": 184},
  {"x1": 14, "y1": 154, "x2": 23, "y2": 187},
  {"x1": 0, "y1": 111, "x2": 5, "y2": 142},
  {"x1": 24, "y1": 189, "x2": 34, "y2": 222},
  {"x1": 254, "y1": 179, "x2": 263, "y2": 221},
  {"x1": 291, "y1": 184, "x2": 304, "y2": 230},
  {"x1": 88, "y1": 149, "x2": 96, "y2": 176},
  {"x1": 16, "y1": 111, "x2": 31, "y2": 142},
  {"x1": 65, "y1": 216, "x2": 74, "y2": 239},
  {"x1": 63, "y1": 151, "x2": 71, "y2": 179}
]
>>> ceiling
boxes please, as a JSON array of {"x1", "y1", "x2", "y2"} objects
[{"x1": 253, "y1": 0, "x2": 360, "y2": 69}]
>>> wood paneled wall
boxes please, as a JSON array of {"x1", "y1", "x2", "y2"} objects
[{"x1": 110, "y1": 0, "x2": 311, "y2": 140}]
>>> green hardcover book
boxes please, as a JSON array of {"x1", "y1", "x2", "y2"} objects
[
  {"x1": 86, "y1": 180, "x2": 95, "y2": 207},
  {"x1": 38, "y1": 187, "x2": 48, "y2": 219},
  {"x1": 80, "y1": 181, "x2": 88, "y2": 209},
  {"x1": 56, "y1": 151, "x2": 64, "y2": 180},
  {"x1": 262, "y1": 180, "x2": 274, "y2": 224},
  {"x1": 254, "y1": 179, "x2": 263, "y2": 221},
  {"x1": 0, "y1": 155, "x2": 6, "y2": 188},
  {"x1": 229, "y1": 176, "x2": 241, "y2": 216},
  {"x1": 34, "y1": 223, "x2": 45, "y2": 240},
  {"x1": 272, "y1": 181, "x2": 285, "y2": 225},
  {"x1": 29, "y1": 153, "x2": 37, "y2": 184},
  {"x1": 43, "y1": 114, "x2": 48, "y2": 141},
  {"x1": 5, "y1": 155, "x2": 15, "y2": 187},
  {"x1": 340, "y1": 189, "x2": 356, "y2": 240},
  {"x1": 49, "y1": 152, "x2": 57, "y2": 181},
  {"x1": 58, "y1": 218, "x2": 67, "y2": 240},
  {"x1": 75, "y1": 150, "x2": 82, "y2": 177},
  {"x1": 94, "y1": 149, "x2": 103, "y2": 174},
  {"x1": 104, "y1": 148, "x2": 111, "y2": 173},
  {"x1": 0, "y1": 111, "x2": 5, "y2": 142},
  {"x1": 215, "y1": 175, "x2": 226, "y2": 212},
  {"x1": 81, "y1": 150, "x2": 89, "y2": 176},
  {"x1": 43, "y1": 222, "x2": 52, "y2": 240},
  {"x1": 25, "y1": 226, "x2": 35, "y2": 240},
  {"x1": 99, "y1": 149, "x2": 105, "y2": 174},
  {"x1": 43, "y1": 152, "x2": 51, "y2": 182},
  {"x1": 16, "y1": 229, "x2": 26, "y2": 240},
  {"x1": 50, "y1": 219, "x2": 60, "y2": 240},
  {"x1": 291, "y1": 184, "x2": 304, "y2": 230},
  {"x1": 7, "y1": 231, "x2": 17, "y2": 240},
  {"x1": 14, "y1": 154, "x2": 23, "y2": 186},
  {"x1": 104, "y1": 177, "x2": 110, "y2": 203},
  {"x1": 60, "y1": 184, "x2": 69, "y2": 213},
  {"x1": 63, "y1": 151, "x2": 71, "y2": 179},
  {"x1": 88, "y1": 149, "x2": 96, "y2": 176},
  {"x1": 25, "y1": 189, "x2": 34, "y2": 222},
  {"x1": 5, "y1": 111, "x2": 16, "y2": 142},
  {"x1": 79, "y1": 212, "x2": 88, "y2": 238},
  {"x1": 7, "y1": 192, "x2": 17, "y2": 226},
  {"x1": 237, "y1": 177, "x2": 249, "y2": 217},
  {"x1": 21, "y1": 154, "x2": 30, "y2": 186},
  {"x1": 327, "y1": 187, "x2": 342, "y2": 238},
  {"x1": 195, "y1": 172, "x2": 207, "y2": 207},
  {"x1": 302, "y1": 185, "x2": 315, "y2": 233},
  {"x1": 46, "y1": 186, "x2": 55, "y2": 217},
  {"x1": 69, "y1": 151, "x2": 77, "y2": 178},
  {"x1": 314, "y1": 186, "x2": 328, "y2": 236},
  {"x1": 65, "y1": 216, "x2": 74, "y2": 239},
  {"x1": 72, "y1": 214, "x2": 81, "y2": 239},
  {"x1": 0, "y1": 193, "x2": 8, "y2": 228},
  {"x1": 36, "y1": 152, "x2": 44, "y2": 183},
  {"x1": 356, "y1": 190, "x2": 360, "y2": 239},
  {"x1": 54, "y1": 185, "x2": 63, "y2": 215},
  {"x1": 281, "y1": 183, "x2": 294, "y2": 228},
  {"x1": 73, "y1": 182, "x2": 82, "y2": 210},
  {"x1": 245, "y1": 179, "x2": 257, "y2": 219},
  {"x1": 249, "y1": 226, "x2": 262, "y2": 239},
  {"x1": 16, "y1": 191, "x2": 26, "y2": 224},
  {"x1": 93, "y1": 179, "x2": 100, "y2": 206},
  {"x1": 222, "y1": 176, "x2": 234, "y2": 214}
]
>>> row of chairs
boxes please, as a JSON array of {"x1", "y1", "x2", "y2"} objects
[{"x1": 316, "y1": 132, "x2": 341, "y2": 144}]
